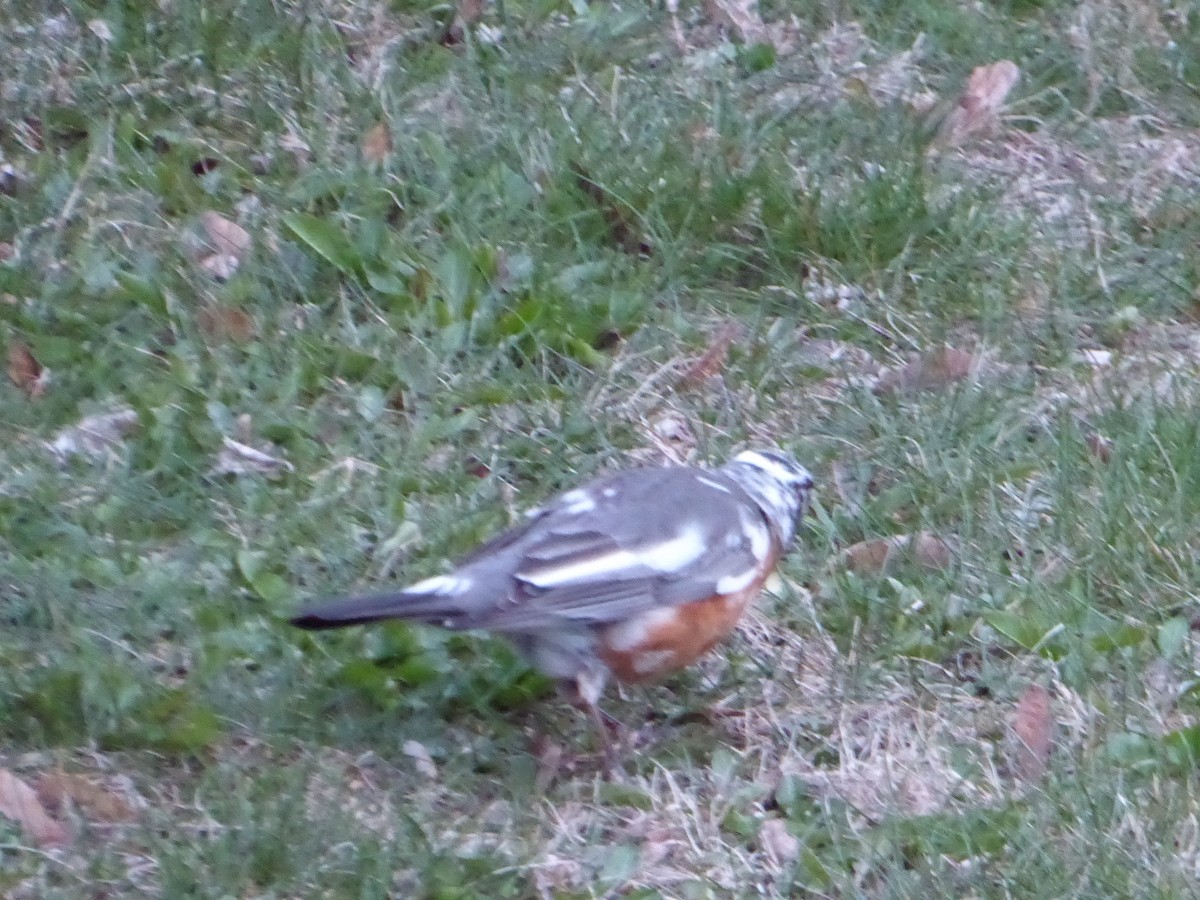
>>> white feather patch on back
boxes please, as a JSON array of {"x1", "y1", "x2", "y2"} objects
[
  {"x1": 639, "y1": 526, "x2": 706, "y2": 570},
  {"x1": 715, "y1": 566, "x2": 760, "y2": 594},
  {"x1": 696, "y1": 475, "x2": 732, "y2": 493},
  {"x1": 521, "y1": 549, "x2": 640, "y2": 588},
  {"x1": 408, "y1": 573, "x2": 472, "y2": 595},
  {"x1": 521, "y1": 527, "x2": 707, "y2": 588},
  {"x1": 559, "y1": 488, "x2": 596, "y2": 514}
]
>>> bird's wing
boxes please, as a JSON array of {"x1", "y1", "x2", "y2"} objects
[
  {"x1": 290, "y1": 466, "x2": 774, "y2": 633},
  {"x1": 472, "y1": 467, "x2": 775, "y2": 631}
]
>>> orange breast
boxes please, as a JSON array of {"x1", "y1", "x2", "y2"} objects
[{"x1": 596, "y1": 565, "x2": 773, "y2": 683}]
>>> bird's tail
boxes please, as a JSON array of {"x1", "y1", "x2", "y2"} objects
[{"x1": 289, "y1": 590, "x2": 465, "y2": 630}]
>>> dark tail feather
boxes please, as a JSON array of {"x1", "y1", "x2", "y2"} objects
[{"x1": 289, "y1": 591, "x2": 461, "y2": 630}]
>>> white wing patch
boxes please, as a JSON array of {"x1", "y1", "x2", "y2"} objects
[
  {"x1": 521, "y1": 526, "x2": 707, "y2": 589},
  {"x1": 696, "y1": 476, "x2": 731, "y2": 494},
  {"x1": 408, "y1": 574, "x2": 472, "y2": 595},
  {"x1": 639, "y1": 526, "x2": 706, "y2": 571},
  {"x1": 715, "y1": 566, "x2": 760, "y2": 594},
  {"x1": 522, "y1": 549, "x2": 640, "y2": 587},
  {"x1": 559, "y1": 489, "x2": 597, "y2": 515}
]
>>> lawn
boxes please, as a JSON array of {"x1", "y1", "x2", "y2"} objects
[{"x1": 4, "y1": 0, "x2": 1200, "y2": 896}]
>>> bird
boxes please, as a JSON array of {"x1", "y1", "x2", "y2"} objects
[{"x1": 290, "y1": 448, "x2": 815, "y2": 765}]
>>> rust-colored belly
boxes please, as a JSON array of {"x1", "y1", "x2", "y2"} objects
[{"x1": 596, "y1": 567, "x2": 771, "y2": 683}]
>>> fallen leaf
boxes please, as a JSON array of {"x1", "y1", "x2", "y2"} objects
[
  {"x1": 1086, "y1": 432, "x2": 1113, "y2": 463},
  {"x1": 197, "y1": 253, "x2": 241, "y2": 281},
  {"x1": 36, "y1": 771, "x2": 136, "y2": 824},
  {"x1": 191, "y1": 157, "x2": 220, "y2": 175},
  {"x1": 441, "y1": 0, "x2": 486, "y2": 44},
  {"x1": 0, "y1": 769, "x2": 69, "y2": 847},
  {"x1": 47, "y1": 408, "x2": 139, "y2": 460},
  {"x1": 532, "y1": 853, "x2": 583, "y2": 895},
  {"x1": 7, "y1": 339, "x2": 48, "y2": 397},
  {"x1": 211, "y1": 436, "x2": 294, "y2": 477},
  {"x1": 708, "y1": 0, "x2": 765, "y2": 44},
  {"x1": 649, "y1": 410, "x2": 696, "y2": 457},
  {"x1": 200, "y1": 210, "x2": 252, "y2": 258},
  {"x1": 571, "y1": 162, "x2": 652, "y2": 256},
  {"x1": 680, "y1": 321, "x2": 743, "y2": 386},
  {"x1": 87, "y1": 18, "x2": 113, "y2": 42},
  {"x1": 1072, "y1": 348, "x2": 1112, "y2": 367},
  {"x1": 1012, "y1": 683, "x2": 1053, "y2": 782},
  {"x1": 840, "y1": 532, "x2": 953, "y2": 575},
  {"x1": 911, "y1": 532, "x2": 954, "y2": 569},
  {"x1": 758, "y1": 818, "x2": 800, "y2": 864},
  {"x1": 0, "y1": 241, "x2": 13, "y2": 261},
  {"x1": 874, "y1": 346, "x2": 976, "y2": 394},
  {"x1": 532, "y1": 734, "x2": 566, "y2": 794},
  {"x1": 937, "y1": 60, "x2": 1020, "y2": 147},
  {"x1": 402, "y1": 740, "x2": 438, "y2": 781},
  {"x1": 198, "y1": 306, "x2": 256, "y2": 343},
  {"x1": 361, "y1": 121, "x2": 392, "y2": 163}
]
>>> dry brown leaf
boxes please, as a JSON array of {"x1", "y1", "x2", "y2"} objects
[
  {"x1": 708, "y1": 0, "x2": 765, "y2": 44},
  {"x1": 362, "y1": 121, "x2": 392, "y2": 163},
  {"x1": 679, "y1": 321, "x2": 743, "y2": 386},
  {"x1": 841, "y1": 537, "x2": 894, "y2": 574},
  {"x1": 532, "y1": 734, "x2": 566, "y2": 794},
  {"x1": 0, "y1": 770, "x2": 69, "y2": 847},
  {"x1": 441, "y1": 0, "x2": 486, "y2": 45},
  {"x1": 197, "y1": 252, "x2": 241, "y2": 281},
  {"x1": 7, "y1": 339, "x2": 48, "y2": 397},
  {"x1": 1086, "y1": 432, "x2": 1113, "y2": 463},
  {"x1": 35, "y1": 771, "x2": 136, "y2": 824},
  {"x1": 937, "y1": 60, "x2": 1020, "y2": 147},
  {"x1": 840, "y1": 532, "x2": 953, "y2": 575},
  {"x1": 759, "y1": 818, "x2": 800, "y2": 864},
  {"x1": 911, "y1": 532, "x2": 954, "y2": 569},
  {"x1": 198, "y1": 306, "x2": 256, "y2": 343},
  {"x1": 1012, "y1": 683, "x2": 1053, "y2": 782},
  {"x1": 47, "y1": 407, "x2": 139, "y2": 459},
  {"x1": 649, "y1": 410, "x2": 696, "y2": 460},
  {"x1": 200, "y1": 210, "x2": 252, "y2": 259},
  {"x1": 874, "y1": 346, "x2": 976, "y2": 394},
  {"x1": 0, "y1": 241, "x2": 13, "y2": 261},
  {"x1": 571, "y1": 162, "x2": 652, "y2": 256},
  {"x1": 211, "y1": 436, "x2": 294, "y2": 478},
  {"x1": 458, "y1": 0, "x2": 486, "y2": 25}
]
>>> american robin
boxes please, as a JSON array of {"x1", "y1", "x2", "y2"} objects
[{"x1": 291, "y1": 449, "x2": 815, "y2": 763}]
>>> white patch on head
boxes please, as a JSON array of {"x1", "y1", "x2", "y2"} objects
[
  {"x1": 716, "y1": 566, "x2": 760, "y2": 595},
  {"x1": 604, "y1": 607, "x2": 677, "y2": 651},
  {"x1": 696, "y1": 475, "x2": 731, "y2": 494},
  {"x1": 739, "y1": 507, "x2": 771, "y2": 560},
  {"x1": 733, "y1": 450, "x2": 812, "y2": 488},
  {"x1": 559, "y1": 488, "x2": 597, "y2": 515},
  {"x1": 408, "y1": 574, "x2": 471, "y2": 595},
  {"x1": 602, "y1": 486, "x2": 617, "y2": 498}
]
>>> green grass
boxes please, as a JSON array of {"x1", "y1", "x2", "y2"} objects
[{"x1": 4, "y1": 0, "x2": 1200, "y2": 895}]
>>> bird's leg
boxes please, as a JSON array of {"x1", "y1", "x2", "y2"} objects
[{"x1": 562, "y1": 670, "x2": 623, "y2": 773}]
